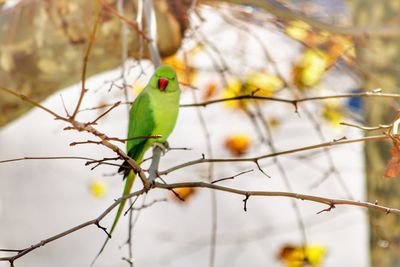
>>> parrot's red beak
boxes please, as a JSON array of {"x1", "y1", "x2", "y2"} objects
[{"x1": 158, "y1": 77, "x2": 169, "y2": 91}]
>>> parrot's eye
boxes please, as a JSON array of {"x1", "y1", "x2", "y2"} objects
[{"x1": 158, "y1": 77, "x2": 169, "y2": 91}]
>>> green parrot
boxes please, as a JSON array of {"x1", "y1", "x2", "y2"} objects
[{"x1": 95, "y1": 65, "x2": 181, "y2": 258}]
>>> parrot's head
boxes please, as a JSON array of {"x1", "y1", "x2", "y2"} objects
[{"x1": 151, "y1": 65, "x2": 180, "y2": 93}]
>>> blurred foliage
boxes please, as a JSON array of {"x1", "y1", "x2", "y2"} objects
[
  {"x1": 292, "y1": 48, "x2": 329, "y2": 89},
  {"x1": 0, "y1": 0, "x2": 191, "y2": 127}
]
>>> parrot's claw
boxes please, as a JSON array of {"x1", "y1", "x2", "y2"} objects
[
  {"x1": 147, "y1": 167, "x2": 159, "y2": 183},
  {"x1": 153, "y1": 141, "x2": 169, "y2": 155}
]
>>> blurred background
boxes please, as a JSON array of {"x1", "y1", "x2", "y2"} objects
[{"x1": 0, "y1": 1, "x2": 399, "y2": 266}]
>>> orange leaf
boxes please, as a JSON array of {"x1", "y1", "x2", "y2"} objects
[
  {"x1": 225, "y1": 134, "x2": 251, "y2": 156},
  {"x1": 385, "y1": 145, "x2": 400, "y2": 178},
  {"x1": 172, "y1": 187, "x2": 196, "y2": 202}
]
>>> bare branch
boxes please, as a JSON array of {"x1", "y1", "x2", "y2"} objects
[
  {"x1": 2, "y1": 180, "x2": 400, "y2": 264},
  {"x1": 71, "y1": 1, "x2": 101, "y2": 119},
  {"x1": 0, "y1": 86, "x2": 65, "y2": 120},
  {"x1": 0, "y1": 188, "x2": 147, "y2": 263},
  {"x1": 181, "y1": 91, "x2": 400, "y2": 108},
  {"x1": 159, "y1": 135, "x2": 389, "y2": 175},
  {"x1": 155, "y1": 182, "x2": 400, "y2": 215}
]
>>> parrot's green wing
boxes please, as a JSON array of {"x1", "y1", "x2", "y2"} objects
[
  {"x1": 126, "y1": 91, "x2": 155, "y2": 158},
  {"x1": 93, "y1": 90, "x2": 156, "y2": 263}
]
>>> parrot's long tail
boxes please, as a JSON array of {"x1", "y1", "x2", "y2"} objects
[
  {"x1": 110, "y1": 170, "x2": 136, "y2": 234},
  {"x1": 91, "y1": 170, "x2": 137, "y2": 266}
]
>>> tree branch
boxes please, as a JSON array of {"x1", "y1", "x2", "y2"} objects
[
  {"x1": 2, "y1": 180, "x2": 400, "y2": 265},
  {"x1": 180, "y1": 91, "x2": 400, "y2": 108},
  {"x1": 159, "y1": 135, "x2": 389, "y2": 175},
  {"x1": 71, "y1": 0, "x2": 101, "y2": 119}
]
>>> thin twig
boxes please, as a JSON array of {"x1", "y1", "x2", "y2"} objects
[
  {"x1": 99, "y1": 0, "x2": 151, "y2": 41},
  {"x1": 211, "y1": 169, "x2": 253, "y2": 184},
  {"x1": 253, "y1": 102, "x2": 308, "y2": 250},
  {"x1": 90, "y1": 101, "x2": 121, "y2": 125},
  {"x1": 340, "y1": 121, "x2": 391, "y2": 131}
]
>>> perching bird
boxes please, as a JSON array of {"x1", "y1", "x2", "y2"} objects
[{"x1": 95, "y1": 65, "x2": 181, "y2": 259}]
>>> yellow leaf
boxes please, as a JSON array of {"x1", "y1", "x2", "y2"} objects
[
  {"x1": 222, "y1": 78, "x2": 244, "y2": 108},
  {"x1": 292, "y1": 48, "x2": 329, "y2": 89},
  {"x1": 89, "y1": 180, "x2": 107, "y2": 198},
  {"x1": 278, "y1": 244, "x2": 327, "y2": 267},
  {"x1": 285, "y1": 20, "x2": 311, "y2": 41},
  {"x1": 305, "y1": 246, "x2": 327, "y2": 266},
  {"x1": 244, "y1": 72, "x2": 283, "y2": 97},
  {"x1": 225, "y1": 134, "x2": 251, "y2": 156},
  {"x1": 285, "y1": 21, "x2": 330, "y2": 46}
]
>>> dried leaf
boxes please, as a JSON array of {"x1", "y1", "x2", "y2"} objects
[
  {"x1": 385, "y1": 145, "x2": 400, "y2": 178},
  {"x1": 202, "y1": 82, "x2": 218, "y2": 100}
]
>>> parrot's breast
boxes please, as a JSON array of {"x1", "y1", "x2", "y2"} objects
[{"x1": 150, "y1": 91, "x2": 180, "y2": 143}]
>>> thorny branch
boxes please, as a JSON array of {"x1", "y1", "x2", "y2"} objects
[
  {"x1": 79, "y1": 90, "x2": 400, "y2": 112},
  {"x1": 0, "y1": 79, "x2": 394, "y2": 266},
  {"x1": 1, "y1": 181, "x2": 400, "y2": 265},
  {"x1": 180, "y1": 91, "x2": 400, "y2": 108},
  {"x1": 158, "y1": 134, "x2": 389, "y2": 175}
]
